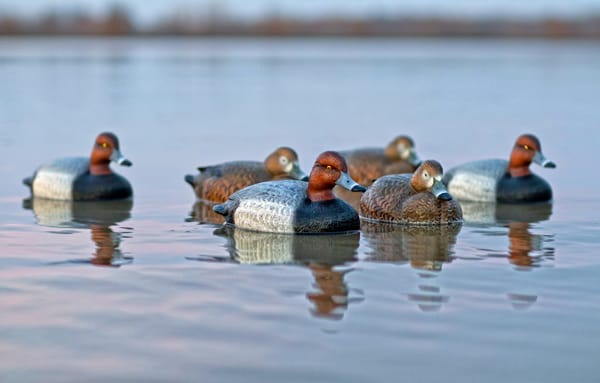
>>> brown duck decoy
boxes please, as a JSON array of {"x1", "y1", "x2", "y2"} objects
[{"x1": 360, "y1": 160, "x2": 462, "y2": 225}]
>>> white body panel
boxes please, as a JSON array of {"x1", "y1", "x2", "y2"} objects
[
  {"x1": 31, "y1": 157, "x2": 89, "y2": 200},
  {"x1": 234, "y1": 199, "x2": 297, "y2": 233},
  {"x1": 446, "y1": 159, "x2": 508, "y2": 202},
  {"x1": 231, "y1": 181, "x2": 307, "y2": 234}
]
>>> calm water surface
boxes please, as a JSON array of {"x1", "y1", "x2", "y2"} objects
[{"x1": 1, "y1": 38, "x2": 600, "y2": 382}]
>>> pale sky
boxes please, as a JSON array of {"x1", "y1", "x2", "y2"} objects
[{"x1": 2, "y1": 0, "x2": 600, "y2": 23}]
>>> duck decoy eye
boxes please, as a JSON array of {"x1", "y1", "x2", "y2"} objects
[
  {"x1": 523, "y1": 145, "x2": 530, "y2": 150},
  {"x1": 279, "y1": 156, "x2": 289, "y2": 165},
  {"x1": 101, "y1": 142, "x2": 108, "y2": 148},
  {"x1": 326, "y1": 165, "x2": 332, "y2": 170},
  {"x1": 423, "y1": 171, "x2": 429, "y2": 178}
]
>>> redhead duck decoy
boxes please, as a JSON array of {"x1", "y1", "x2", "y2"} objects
[
  {"x1": 185, "y1": 146, "x2": 309, "y2": 203},
  {"x1": 23, "y1": 132, "x2": 132, "y2": 201},
  {"x1": 443, "y1": 134, "x2": 556, "y2": 203},
  {"x1": 339, "y1": 135, "x2": 421, "y2": 187},
  {"x1": 213, "y1": 151, "x2": 366, "y2": 234},
  {"x1": 360, "y1": 160, "x2": 462, "y2": 225}
]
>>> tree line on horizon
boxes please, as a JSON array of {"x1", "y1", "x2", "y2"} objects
[{"x1": 1, "y1": 4, "x2": 600, "y2": 38}]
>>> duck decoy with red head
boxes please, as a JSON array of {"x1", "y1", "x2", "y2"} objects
[
  {"x1": 213, "y1": 151, "x2": 366, "y2": 233},
  {"x1": 443, "y1": 134, "x2": 555, "y2": 203},
  {"x1": 23, "y1": 132, "x2": 132, "y2": 201}
]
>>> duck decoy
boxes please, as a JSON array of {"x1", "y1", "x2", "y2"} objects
[
  {"x1": 23, "y1": 132, "x2": 132, "y2": 201},
  {"x1": 185, "y1": 146, "x2": 308, "y2": 203},
  {"x1": 339, "y1": 135, "x2": 421, "y2": 187},
  {"x1": 443, "y1": 134, "x2": 555, "y2": 203},
  {"x1": 213, "y1": 151, "x2": 366, "y2": 233},
  {"x1": 360, "y1": 160, "x2": 462, "y2": 225}
]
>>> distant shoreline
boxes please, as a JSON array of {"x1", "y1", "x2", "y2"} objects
[
  {"x1": 2, "y1": 8, "x2": 600, "y2": 39},
  {"x1": 1, "y1": 35, "x2": 599, "y2": 41}
]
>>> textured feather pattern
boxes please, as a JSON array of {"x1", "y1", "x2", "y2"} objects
[
  {"x1": 443, "y1": 159, "x2": 508, "y2": 202},
  {"x1": 360, "y1": 174, "x2": 462, "y2": 225},
  {"x1": 191, "y1": 161, "x2": 273, "y2": 203},
  {"x1": 31, "y1": 157, "x2": 89, "y2": 200},
  {"x1": 383, "y1": 161, "x2": 417, "y2": 176},
  {"x1": 231, "y1": 181, "x2": 304, "y2": 233},
  {"x1": 339, "y1": 149, "x2": 386, "y2": 186},
  {"x1": 214, "y1": 180, "x2": 360, "y2": 234},
  {"x1": 340, "y1": 148, "x2": 418, "y2": 187}
]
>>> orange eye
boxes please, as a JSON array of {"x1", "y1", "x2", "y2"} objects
[{"x1": 326, "y1": 165, "x2": 332, "y2": 170}]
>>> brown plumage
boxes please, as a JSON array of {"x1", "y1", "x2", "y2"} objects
[
  {"x1": 339, "y1": 135, "x2": 421, "y2": 187},
  {"x1": 185, "y1": 147, "x2": 308, "y2": 203},
  {"x1": 360, "y1": 160, "x2": 462, "y2": 225}
]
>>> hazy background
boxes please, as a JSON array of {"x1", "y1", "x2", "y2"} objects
[
  {"x1": 2, "y1": 2, "x2": 600, "y2": 383},
  {"x1": 4, "y1": 0, "x2": 600, "y2": 19},
  {"x1": 2, "y1": 0, "x2": 600, "y2": 37}
]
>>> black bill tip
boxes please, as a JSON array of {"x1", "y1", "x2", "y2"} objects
[
  {"x1": 184, "y1": 174, "x2": 195, "y2": 187},
  {"x1": 438, "y1": 192, "x2": 452, "y2": 201},
  {"x1": 351, "y1": 185, "x2": 367, "y2": 193}
]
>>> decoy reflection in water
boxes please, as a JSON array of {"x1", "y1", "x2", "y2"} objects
[
  {"x1": 459, "y1": 200, "x2": 552, "y2": 226},
  {"x1": 306, "y1": 263, "x2": 355, "y2": 321},
  {"x1": 507, "y1": 292, "x2": 538, "y2": 311},
  {"x1": 88, "y1": 224, "x2": 129, "y2": 267},
  {"x1": 462, "y1": 201, "x2": 554, "y2": 270},
  {"x1": 187, "y1": 200, "x2": 225, "y2": 225},
  {"x1": 361, "y1": 221, "x2": 460, "y2": 312},
  {"x1": 361, "y1": 221, "x2": 461, "y2": 272},
  {"x1": 23, "y1": 198, "x2": 133, "y2": 267},
  {"x1": 215, "y1": 226, "x2": 359, "y2": 265},
  {"x1": 406, "y1": 285, "x2": 451, "y2": 313},
  {"x1": 212, "y1": 226, "x2": 363, "y2": 320}
]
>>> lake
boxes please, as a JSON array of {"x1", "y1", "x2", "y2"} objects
[{"x1": 1, "y1": 37, "x2": 599, "y2": 383}]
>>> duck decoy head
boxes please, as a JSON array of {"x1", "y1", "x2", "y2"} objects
[
  {"x1": 412, "y1": 160, "x2": 453, "y2": 200},
  {"x1": 308, "y1": 151, "x2": 365, "y2": 201},
  {"x1": 90, "y1": 132, "x2": 132, "y2": 175},
  {"x1": 509, "y1": 134, "x2": 555, "y2": 177},
  {"x1": 266, "y1": 146, "x2": 309, "y2": 181},
  {"x1": 386, "y1": 135, "x2": 422, "y2": 166}
]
